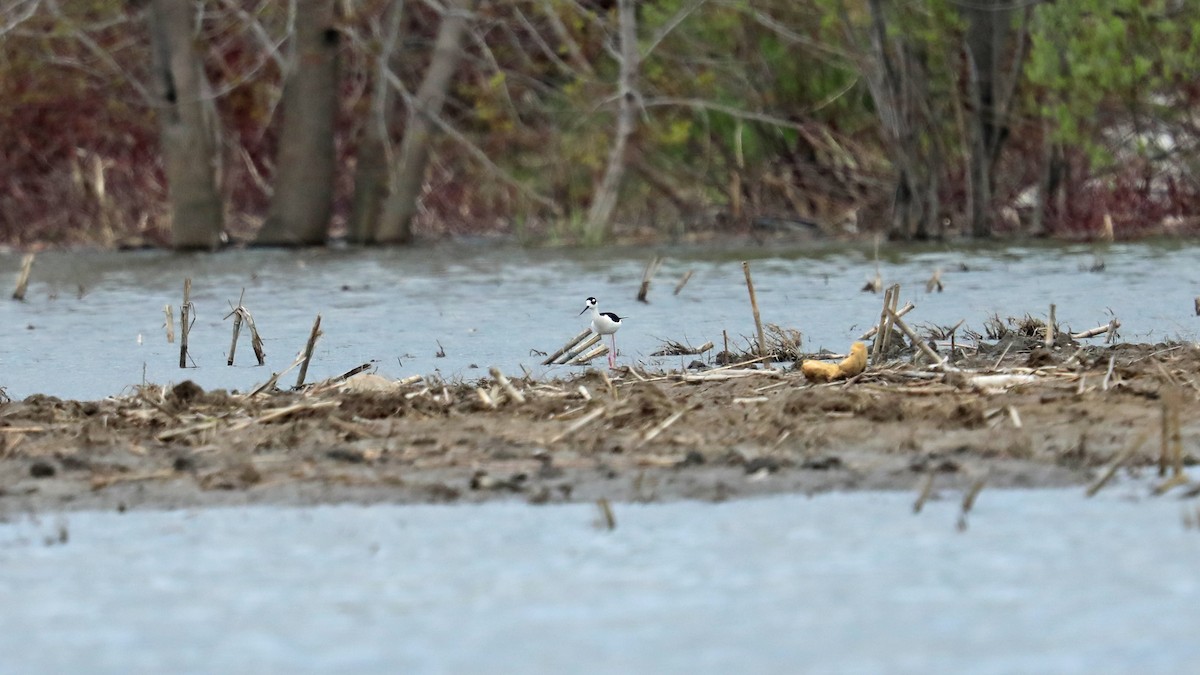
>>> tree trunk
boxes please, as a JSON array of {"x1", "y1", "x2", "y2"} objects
[
  {"x1": 891, "y1": 160, "x2": 932, "y2": 241},
  {"x1": 256, "y1": 0, "x2": 340, "y2": 246},
  {"x1": 148, "y1": 0, "x2": 224, "y2": 251},
  {"x1": 374, "y1": 0, "x2": 477, "y2": 245},
  {"x1": 348, "y1": 1, "x2": 405, "y2": 244},
  {"x1": 962, "y1": 1, "x2": 1031, "y2": 238},
  {"x1": 1034, "y1": 135, "x2": 1065, "y2": 236},
  {"x1": 584, "y1": 0, "x2": 639, "y2": 244},
  {"x1": 963, "y1": 0, "x2": 1003, "y2": 238},
  {"x1": 860, "y1": 0, "x2": 939, "y2": 240}
]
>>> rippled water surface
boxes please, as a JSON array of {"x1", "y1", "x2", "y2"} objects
[
  {"x1": 1, "y1": 240, "x2": 1197, "y2": 399},
  {"x1": 1, "y1": 486, "x2": 1199, "y2": 673}
]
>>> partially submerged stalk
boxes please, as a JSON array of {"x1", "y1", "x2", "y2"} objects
[
  {"x1": 742, "y1": 261, "x2": 766, "y2": 360},
  {"x1": 870, "y1": 284, "x2": 900, "y2": 364},
  {"x1": 12, "y1": 253, "x2": 34, "y2": 301},
  {"x1": 224, "y1": 290, "x2": 266, "y2": 367},
  {"x1": 179, "y1": 278, "x2": 193, "y2": 368},
  {"x1": 296, "y1": 314, "x2": 322, "y2": 388},
  {"x1": 673, "y1": 270, "x2": 693, "y2": 296},
  {"x1": 542, "y1": 328, "x2": 592, "y2": 366},
  {"x1": 571, "y1": 343, "x2": 609, "y2": 365},
  {"x1": 637, "y1": 256, "x2": 662, "y2": 303}
]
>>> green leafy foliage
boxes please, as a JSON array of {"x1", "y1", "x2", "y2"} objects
[
  {"x1": 1023, "y1": 0, "x2": 1200, "y2": 233},
  {"x1": 1027, "y1": 0, "x2": 1200, "y2": 154}
]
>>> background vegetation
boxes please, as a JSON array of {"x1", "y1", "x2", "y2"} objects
[{"x1": 1, "y1": 0, "x2": 1198, "y2": 249}]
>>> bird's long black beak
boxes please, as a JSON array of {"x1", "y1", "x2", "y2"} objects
[{"x1": 578, "y1": 307, "x2": 588, "y2": 315}]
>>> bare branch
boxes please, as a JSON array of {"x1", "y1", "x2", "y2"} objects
[
  {"x1": 586, "y1": 0, "x2": 639, "y2": 237},
  {"x1": 0, "y1": 0, "x2": 40, "y2": 37},
  {"x1": 375, "y1": 0, "x2": 404, "y2": 160},
  {"x1": 642, "y1": 0, "x2": 707, "y2": 59},
  {"x1": 642, "y1": 97, "x2": 808, "y2": 131},
  {"x1": 215, "y1": 0, "x2": 290, "y2": 72},
  {"x1": 538, "y1": 0, "x2": 594, "y2": 76},
  {"x1": 45, "y1": 0, "x2": 156, "y2": 105},
  {"x1": 512, "y1": 4, "x2": 578, "y2": 79},
  {"x1": 467, "y1": 18, "x2": 521, "y2": 121},
  {"x1": 199, "y1": 1, "x2": 293, "y2": 103},
  {"x1": 558, "y1": 0, "x2": 618, "y2": 60},
  {"x1": 385, "y1": 70, "x2": 561, "y2": 214},
  {"x1": 732, "y1": 1, "x2": 854, "y2": 62},
  {"x1": 559, "y1": 0, "x2": 608, "y2": 28}
]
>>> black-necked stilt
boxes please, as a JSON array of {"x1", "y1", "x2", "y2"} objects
[{"x1": 580, "y1": 296, "x2": 623, "y2": 368}]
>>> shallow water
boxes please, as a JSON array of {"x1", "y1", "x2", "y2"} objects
[
  {"x1": 1, "y1": 485, "x2": 1199, "y2": 673},
  {"x1": 0, "y1": 240, "x2": 1197, "y2": 399}
]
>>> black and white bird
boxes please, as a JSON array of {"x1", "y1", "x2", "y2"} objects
[{"x1": 579, "y1": 296, "x2": 623, "y2": 368}]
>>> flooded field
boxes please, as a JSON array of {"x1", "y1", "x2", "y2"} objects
[
  {"x1": 3, "y1": 240, "x2": 1200, "y2": 673},
  {"x1": 2, "y1": 486, "x2": 1200, "y2": 674},
  {"x1": 0, "y1": 240, "x2": 1197, "y2": 400}
]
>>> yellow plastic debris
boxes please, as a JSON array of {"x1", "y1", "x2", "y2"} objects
[{"x1": 801, "y1": 342, "x2": 867, "y2": 383}]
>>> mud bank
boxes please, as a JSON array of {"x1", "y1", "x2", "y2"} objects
[{"x1": 0, "y1": 342, "x2": 1196, "y2": 514}]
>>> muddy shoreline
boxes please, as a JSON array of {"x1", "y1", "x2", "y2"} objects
[{"x1": 1, "y1": 342, "x2": 1195, "y2": 514}]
